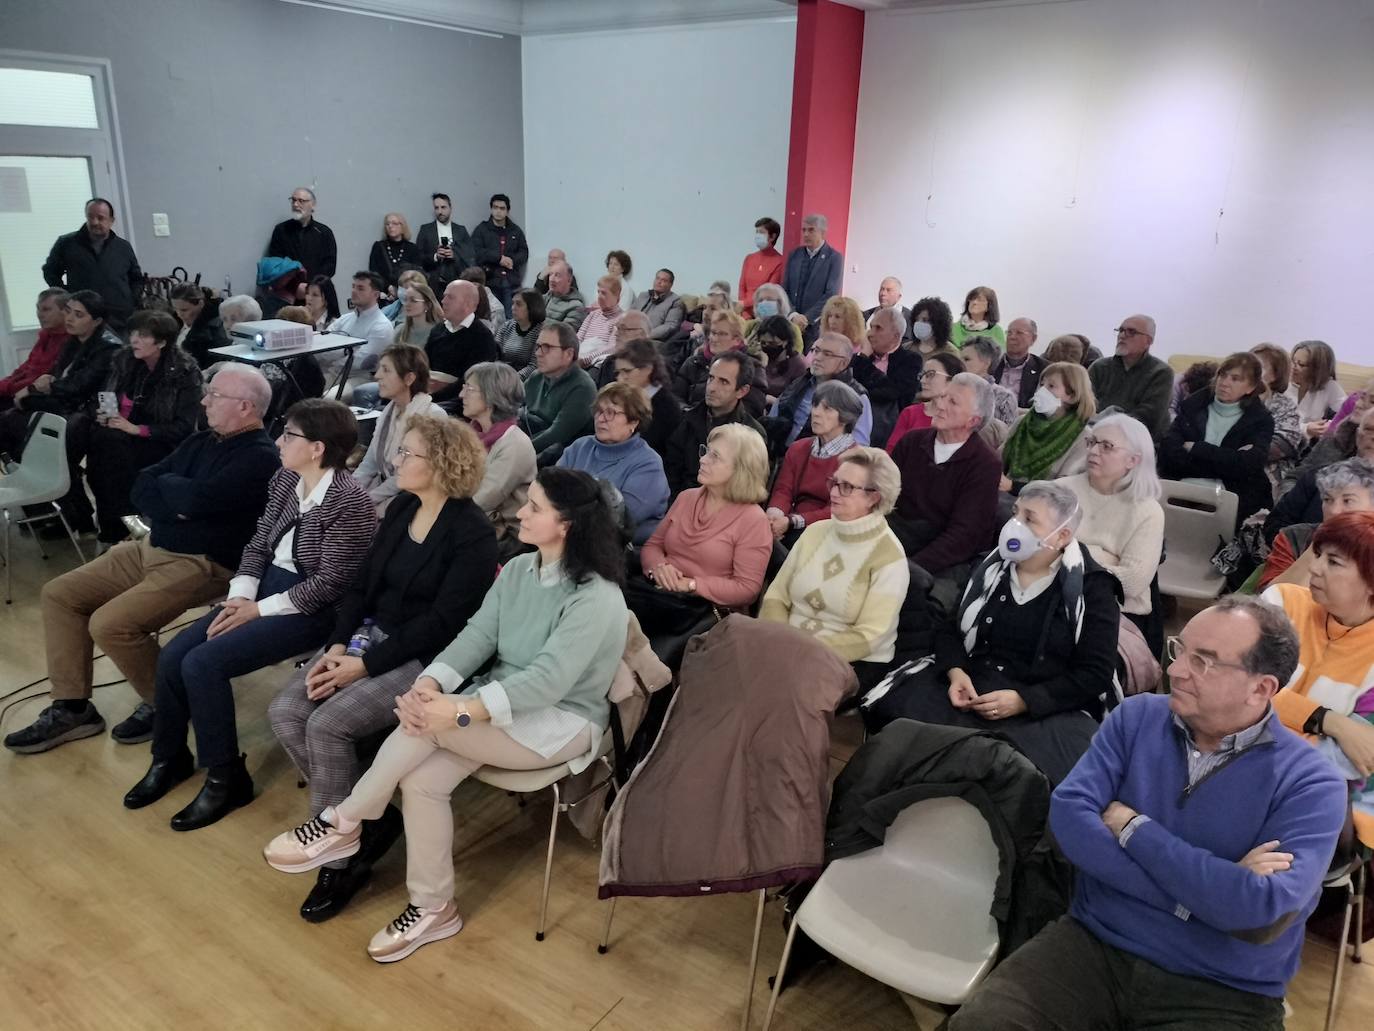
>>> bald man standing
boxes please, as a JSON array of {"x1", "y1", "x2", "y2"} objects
[{"x1": 1089, "y1": 314, "x2": 1174, "y2": 439}]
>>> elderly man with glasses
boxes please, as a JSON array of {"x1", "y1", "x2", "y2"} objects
[
  {"x1": 10, "y1": 367, "x2": 280, "y2": 755},
  {"x1": 951, "y1": 595, "x2": 1348, "y2": 1031},
  {"x1": 267, "y1": 187, "x2": 337, "y2": 298},
  {"x1": 522, "y1": 321, "x2": 597, "y2": 464},
  {"x1": 1088, "y1": 314, "x2": 1174, "y2": 439},
  {"x1": 769, "y1": 331, "x2": 873, "y2": 450}
]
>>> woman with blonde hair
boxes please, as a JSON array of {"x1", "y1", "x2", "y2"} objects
[
  {"x1": 393, "y1": 280, "x2": 440, "y2": 347},
  {"x1": 265, "y1": 414, "x2": 498, "y2": 922},
  {"x1": 368, "y1": 213, "x2": 422, "y2": 298},
  {"x1": 818, "y1": 295, "x2": 866, "y2": 355},
  {"x1": 1000, "y1": 361, "x2": 1096, "y2": 494}
]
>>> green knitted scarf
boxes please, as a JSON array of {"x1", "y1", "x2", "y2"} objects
[{"x1": 1002, "y1": 411, "x2": 1086, "y2": 482}]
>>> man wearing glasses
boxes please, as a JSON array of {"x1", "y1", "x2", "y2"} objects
[
  {"x1": 267, "y1": 187, "x2": 338, "y2": 298},
  {"x1": 952, "y1": 596, "x2": 1347, "y2": 1031},
  {"x1": 1088, "y1": 314, "x2": 1174, "y2": 440},
  {"x1": 522, "y1": 322, "x2": 596, "y2": 463},
  {"x1": 770, "y1": 332, "x2": 872, "y2": 449},
  {"x1": 10, "y1": 367, "x2": 281, "y2": 756}
]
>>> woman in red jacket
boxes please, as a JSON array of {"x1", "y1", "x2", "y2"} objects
[
  {"x1": 0, "y1": 288, "x2": 69, "y2": 410},
  {"x1": 766, "y1": 379, "x2": 864, "y2": 547}
]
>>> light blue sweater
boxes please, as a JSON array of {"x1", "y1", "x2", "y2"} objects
[{"x1": 558, "y1": 433, "x2": 670, "y2": 543}]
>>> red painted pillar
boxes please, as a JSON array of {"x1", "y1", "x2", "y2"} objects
[{"x1": 784, "y1": 0, "x2": 865, "y2": 259}]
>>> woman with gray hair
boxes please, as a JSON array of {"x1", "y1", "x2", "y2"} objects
[
  {"x1": 218, "y1": 294, "x2": 262, "y2": 333},
  {"x1": 761, "y1": 446, "x2": 909, "y2": 687},
  {"x1": 1059, "y1": 413, "x2": 1165, "y2": 652},
  {"x1": 462, "y1": 360, "x2": 536, "y2": 556},
  {"x1": 1252, "y1": 457, "x2": 1374, "y2": 591},
  {"x1": 862, "y1": 479, "x2": 1123, "y2": 784},
  {"x1": 767, "y1": 379, "x2": 864, "y2": 545},
  {"x1": 960, "y1": 334, "x2": 1018, "y2": 426}
]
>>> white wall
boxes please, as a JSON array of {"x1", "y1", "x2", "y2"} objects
[
  {"x1": 846, "y1": 0, "x2": 1374, "y2": 361},
  {"x1": 522, "y1": 16, "x2": 795, "y2": 301}
]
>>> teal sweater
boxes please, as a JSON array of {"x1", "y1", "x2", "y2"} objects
[
  {"x1": 1205, "y1": 399, "x2": 1244, "y2": 446},
  {"x1": 526, "y1": 365, "x2": 596, "y2": 453},
  {"x1": 422, "y1": 553, "x2": 627, "y2": 729}
]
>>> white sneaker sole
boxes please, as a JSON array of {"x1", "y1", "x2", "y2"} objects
[
  {"x1": 264, "y1": 836, "x2": 360, "y2": 874},
  {"x1": 368, "y1": 914, "x2": 464, "y2": 964}
]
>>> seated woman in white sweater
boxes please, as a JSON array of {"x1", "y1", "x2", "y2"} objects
[
  {"x1": 760, "y1": 447, "x2": 909, "y2": 690},
  {"x1": 463, "y1": 361, "x2": 537, "y2": 559},
  {"x1": 1058, "y1": 413, "x2": 1165, "y2": 653},
  {"x1": 353, "y1": 345, "x2": 446, "y2": 515},
  {"x1": 262, "y1": 467, "x2": 628, "y2": 964}
]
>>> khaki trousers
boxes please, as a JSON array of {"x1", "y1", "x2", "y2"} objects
[
  {"x1": 41, "y1": 537, "x2": 230, "y2": 703},
  {"x1": 336, "y1": 721, "x2": 595, "y2": 910}
]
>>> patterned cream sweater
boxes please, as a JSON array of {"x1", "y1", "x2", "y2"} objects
[{"x1": 759, "y1": 511, "x2": 909, "y2": 663}]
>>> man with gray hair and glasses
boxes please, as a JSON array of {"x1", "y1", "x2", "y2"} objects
[
  {"x1": 952, "y1": 594, "x2": 1348, "y2": 1031},
  {"x1": 267, "y1": 186, "x2": 337, "y2": 296},
  {"x1": 781, "y1": 213, "x2": 843, "y2": 347},
  {"x1": 1089, "y1": 313, "x2": 1174, "y2": 440},
  {"x1": 11, "y1": 366, "x2": 281, "y2": 755}
]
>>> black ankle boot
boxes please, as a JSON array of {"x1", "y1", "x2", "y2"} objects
[
  {"x1": 170, "y1": 753, "x2": 254, "y2": 831},
  {"x1": 123, "y1": 749, "x2": 195, "y2": 809},
  {"x1": 357, "y1": 804, "x2": 404, "y2": 867},
  {"x1": 299, "y1": 859, "x2": 373, "y2": 923}
]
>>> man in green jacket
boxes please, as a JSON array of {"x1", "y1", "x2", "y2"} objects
[
  {"x1": 524, "y1": 322, "x2": 595, "y2": 462},
  {"x1": 1088, "y1": 313, "x2": 1174, "y2": 440},
  {"x1": 542, "y1": 260, "x2": 587, "y2": 333}
]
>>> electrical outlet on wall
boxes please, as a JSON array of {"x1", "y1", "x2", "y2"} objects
[{"x1": 153, "y1": 212, "x2": 170, "y2": 237}]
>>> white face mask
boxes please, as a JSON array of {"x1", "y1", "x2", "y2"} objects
[
  {"x1": 997, "y1": 508, "x2": 1075, "y2": 564},
  {"x1": 1031, "y1": 385, "x2": 1062, "y2": 416},
  {"x1": 911, "y1": 320, "x2": 933, "y2": 342},
  {"x1": 753, "y1": 232, "x2": 769, "y2": 250}
]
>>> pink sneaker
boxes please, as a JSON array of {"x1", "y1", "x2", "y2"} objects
[
  {"x1": 263, "y1": 815, "x2": 361, "y2": 873},
  {"x1": 367, "y1": 900, "x2": 464, "y2": 963}
]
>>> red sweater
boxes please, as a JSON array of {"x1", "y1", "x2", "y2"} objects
[
  {"x1": 641, "y1": 488, "x2": 772, "y2": 608},
  {"x1": 768, "y1": 439, "x2": 840, "y2": 524},
  {"x1": 0, "y1": 328, "x2": 69, "y2": 398},
  {"x1": 737, "y1": 248, "x2": 784, "y2": 317},
  {"x1": 884, "y1": 402, "x2": 935, "y2": 453}
]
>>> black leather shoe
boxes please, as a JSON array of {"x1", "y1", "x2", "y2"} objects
[
  {"x1": 299, "y1": 860, "x2": 373, "y2": 923},
  {"x1": 357, "y1": 804, "x2": 404, "y2": 867},
  {"x1": 170, "y1": 754, "x2": 254, "y2": 831},
  {"x1": 123, "y1": 749, "x2": 195, "y2": 809}
]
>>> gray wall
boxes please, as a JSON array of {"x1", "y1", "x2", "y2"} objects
[{"x1": 4, "y1": 0, "x2": 524, "y2": 300}]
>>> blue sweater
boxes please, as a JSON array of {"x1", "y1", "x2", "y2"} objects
[
  {"x1": 1050, "y1": 693, "x2": 1346, "y2": 997},
  {"x1": 557, "y1": 434, "x2": 670, "y2": 544}
]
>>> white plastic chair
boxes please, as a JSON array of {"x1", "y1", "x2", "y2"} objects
[
  {"x1": 1156, "y1": 479, "x2": 1238, "y2": 600},
  {"x1": 0, "y1": 412, "x2": 87, "y2": 603},
  {"x1": 761, "y1": 796, "x2": 1001, "y2": 1030}
]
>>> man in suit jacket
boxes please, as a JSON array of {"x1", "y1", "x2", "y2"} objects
[
  {"x1": 782, "y1": 213, "x2": 843, "y2": 348},
  {"x1": 991, "y1": 316, "x2": 1049, "y2": 409},
  {"x1": 415, "y1": 192, "x2": 474, "y2": 292},
  {"x1": 861, "y1": 276, "x2": 913, "y2": 343}
]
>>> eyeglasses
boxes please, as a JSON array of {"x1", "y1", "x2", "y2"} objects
[
  {"x1": 594, "y1": 406, "x2": 626, "y2": 421},
  {"x1": 919, "y1": 370, "x2": 949, "y2": 382},
  {"x1": 534, "y1": 343, "x2": 568, "y2": 354},
  {"x1": 812, "y1": 348, "x2": 847, "y2": 361},
  {"x1": 827, "y1": 476, "x2": 878, "y2": 497},
  {"x1": 204, "y1": 389, "x2": 249, "y2": 403},
  {"x1": 698, "y1": 445, "x2": 725, "y2": 463},
  {"x1": 280, "y1": 429, "x2": 311, "y2": 442},
  {"x1": 1114, "y1": 326, "x2": 1147, "y2": 338},
  {"x1": 395, "y1": 446, "x2": 430, "y2": 463},
  {"x1": 1165, "y1": 636, "x2": 1251, "y2": 679},
  {"x1": 289, "y1": 196, "x2": 312, "y2": 205},
  {"x1": 1083, "y1": 435, "x2": 1129, "y2": 455}
]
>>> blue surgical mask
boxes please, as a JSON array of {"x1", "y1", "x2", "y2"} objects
[
  {"x1": 753, "y1": 232, "x2": 769, "y2": 250},
  {"x1": 756, "y1": 300, "x2": 779, "y2": 318},
  {"x1": 911, "y1": 320, "x2": 933, "y2": 342}
]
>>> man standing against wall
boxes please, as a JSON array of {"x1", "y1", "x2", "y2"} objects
[
  {"x1": 267, "y1": 187, "x2": 337, "y2": 298},
  {"x1": 472, "y1": 193, "x2": 528, "y2": 318},
  {"x1": 415, "y1": 192, "x2": 473, "y2": 293},
  {"x1": 42, "y1": 199, "x2": 143, "y2": 329},
  {"x1": 781, "y1": 213, "x2": 842, "y2": 348}
]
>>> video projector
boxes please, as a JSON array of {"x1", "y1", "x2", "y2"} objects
[{"x1": 229, "y1": 319, "x2": 313, "y2": 351}]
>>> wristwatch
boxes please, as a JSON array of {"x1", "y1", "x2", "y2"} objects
[{"x1": 454, "y1": 706, "x2": 471, "y2": 728}]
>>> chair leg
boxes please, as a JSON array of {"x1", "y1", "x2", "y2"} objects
[
  {"x1": 535, "y1": 781, "x2": 561, "y2": 942},
  {"x1": 761, "y1": 914, "x2": 800, "y2": 1031},
  {"x1": 55, "y1": 506, "x2": 87, "y2": 564},
  {"x1": 1354, "y1": 862, "x2": 1366, "y2": 963},
  {"x1": 31, "y1": 509, "x2": 49, "y2": 560},
  {"x1": 3, "y1": 509, "x2": 11, "y2": 605},
  {"x1": 597, "y1": 897, "x2": 617, "y2": 954},
  {"x1": 740, "y1": 888, "x2": 767, "y2": 1031},
  {"x1": 1325, "y1": 877, "x2": 1356, "y2": 1031}
]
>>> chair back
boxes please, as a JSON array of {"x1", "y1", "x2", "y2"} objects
[
  {"x1": 1157, "y1": 479, "x2": 1238, "y2": 600},
  {"x1": 0, "y1": 413, "x2": 72, "y2": 503}
]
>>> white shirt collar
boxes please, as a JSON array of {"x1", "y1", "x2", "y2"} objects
[
  {"x1": 444, "y1": 312, "x2": 476, "y2": 333},
  {"x1": 1009, "y1": 558, "x2": 1062, "y2": 605},
  {"x1": 296, "y1": 468, "x2": 335, "y2": 513}
]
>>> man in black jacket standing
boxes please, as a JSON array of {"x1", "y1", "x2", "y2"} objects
[
  {"x1": 471, "y1": 193, "x2": 527, "y2": 318},
  {"x1": 267, "y1": 187, "x2": 337, "y2": 297},
  {"x1": 42, "y1": 198, "x2": 143, "y2": 329},
  {"x1": 415, "y1": 192, "x2": 473, "y2": 293}
]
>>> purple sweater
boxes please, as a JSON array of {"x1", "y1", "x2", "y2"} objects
[{"x1": 1051, "y1": 694, "x2": 1346, "y2": 997}]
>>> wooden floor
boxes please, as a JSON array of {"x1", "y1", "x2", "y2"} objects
[{"x1": 0, "y1": 538, "x2": 1370, "y2": 1029}]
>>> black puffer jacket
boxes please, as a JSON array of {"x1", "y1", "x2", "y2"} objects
[
  {"x1": 1159, "y1": 389, "x2": 1275, "y2": 527},
  {"x1": 21, "y1": 325, "x2": 123, "y2": 415},
  {"x1": 181, "y1": 298, "x2": 230, "y2": 369},
  {"x1": 103, "y1": 343, "x2": 204, "y2": 443}
]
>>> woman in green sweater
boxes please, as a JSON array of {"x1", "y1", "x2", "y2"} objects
[
  {"x1": 263, "y1": 467, "x2": 628, "y2": 963},
  {"x1": 1000, "y1": 361, "x2": 1096, "y2": 495}
]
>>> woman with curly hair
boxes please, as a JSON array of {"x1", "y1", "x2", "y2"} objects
[
  {"x1": 818, "y1": 295, "x2": 866, "y2": 355},
  {"x1": 263, "y1": 467, "x2": 627, "y2": 962},
  {"x1": 907, "y1": 296, "x2": 955, "y2": 357}
]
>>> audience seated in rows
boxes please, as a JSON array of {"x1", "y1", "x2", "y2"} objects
[
  {"x1": 1088, "y1": 314, "x2": 1173, "y2": 440},
  {"x1": 672, "y1": 309, "x2": 769, "y2": 420},
  {"x1": 852, "y1": 305, "x2": 921, "y2": 449},
  {"x1": 611, "y1": 338, "x2": 682, "y2": 457},
  {"x1": 1061, "y1": 414, "x2": 1166, "y2": 651},
  {"x1": 629, "y1": 268, "x2": 685, "y2": 342},
  {"x1": 1159, "y1": 351, "x2": 1275, "y2": 528},
  {"x1": 5, "y1": 366, "x2": 280, "y2": 755},
  {"x1": 950, "y1": 286, "x2": 1004, "y2": 350},
  {"x1": 1266, "y1": 411, "x2": 1374, "y2": 551},
  {"x1": 0, "y1": 288, "x2": 69, "y2": 411},
  {"x1": 960, "y1": 334, "x2": 1019, "y2": 426},
  {"x1": 1278, "y1": 397, "x2": 1373, "y2": 501},
  {"x1": 752, "y1": 313, "x2": 807, "y2": 408},
  {"x1": 496, "y1": 288, "x2": 545, "y2": 375},
  {"x1": 1001, "y1": 361, "x2": 1094, "y2": 495},
  {"x1": 781, "y1": 213, "x2": 842, "y2": 347},
  {"x1": 761, "y1": 446, "x2": 908, "y2": 688},
  {"x1": 990, "y1": 317, "x2": 1046, "y2": 407},
  {"x1": 770, "y1": 331, "x2": 873, "y2": 449},
  {"x1": 262, "y1": 468, "x2": 627, "y2": 963},
  {"x1": 462, "y1": 362, "x2": 537, "y2": 559},
  {"x1": 353, "y1": 345, "x2": 445, "y2": 515},
  {"x1": 125, "y1": 399, "x2": 377, "y2": 831},
  {"x1": 268, "y1": 414, "x2": 497, "y2": 921},
  {"x1": 1287, "y1": 339, "x2": 1346, "y2": 440},
  {"x1": 557, "y1": 382, "x2": 669, "y2": 544},
  {"x1": 866, "y1": 479, "x2": 1121, "y2": 784},
  {"x1": 766, "y1": 379, "x2": 864, "y2": 545},
  {"x1": 1253, "y1": 458, "x2": 1374, "y2": 592},
  {"x1": 425, "y1": 280, "x2": 500, "y2": 405},
  {"x1": 367, "y1": 213, "x2": 422, "y2": 298},
  {"x1": 950, "y1": 597, "x2": 1345, "y2": 1030},
  {"x1": 169, "y1": 284, "x2": 229, "y2": 369},
  {"x1": 738, "y1": 216, "x2": 784, "y2": 318},
  {"x1": 663, "y1": 351, "x2": 765, "y2": 497},
  {"x1": 522, "y1": 322, "x2": 596, "y2": 463}
]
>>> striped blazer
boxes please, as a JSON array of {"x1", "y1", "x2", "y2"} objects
[{"x1": 236, "y1": 468, "x2": 378, "y2": 614}]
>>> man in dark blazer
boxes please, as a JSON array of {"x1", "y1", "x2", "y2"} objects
[
  {"x1": 42, "y1": 198, "x2": 143, "y2": 328},
  {"x1": 415, "y1": 192, "x2": 474, "y2": 293},
  {"x1": 781, "y1": 213, "x2": 843, "y2": 349},
  {"x1": 991, "y1": 316, "x2": 1049, "y2": 409}
]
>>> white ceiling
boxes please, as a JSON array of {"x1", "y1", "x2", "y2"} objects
[{"x1": 279, "y1": 0, "x2": 1063, "y2": 37}]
